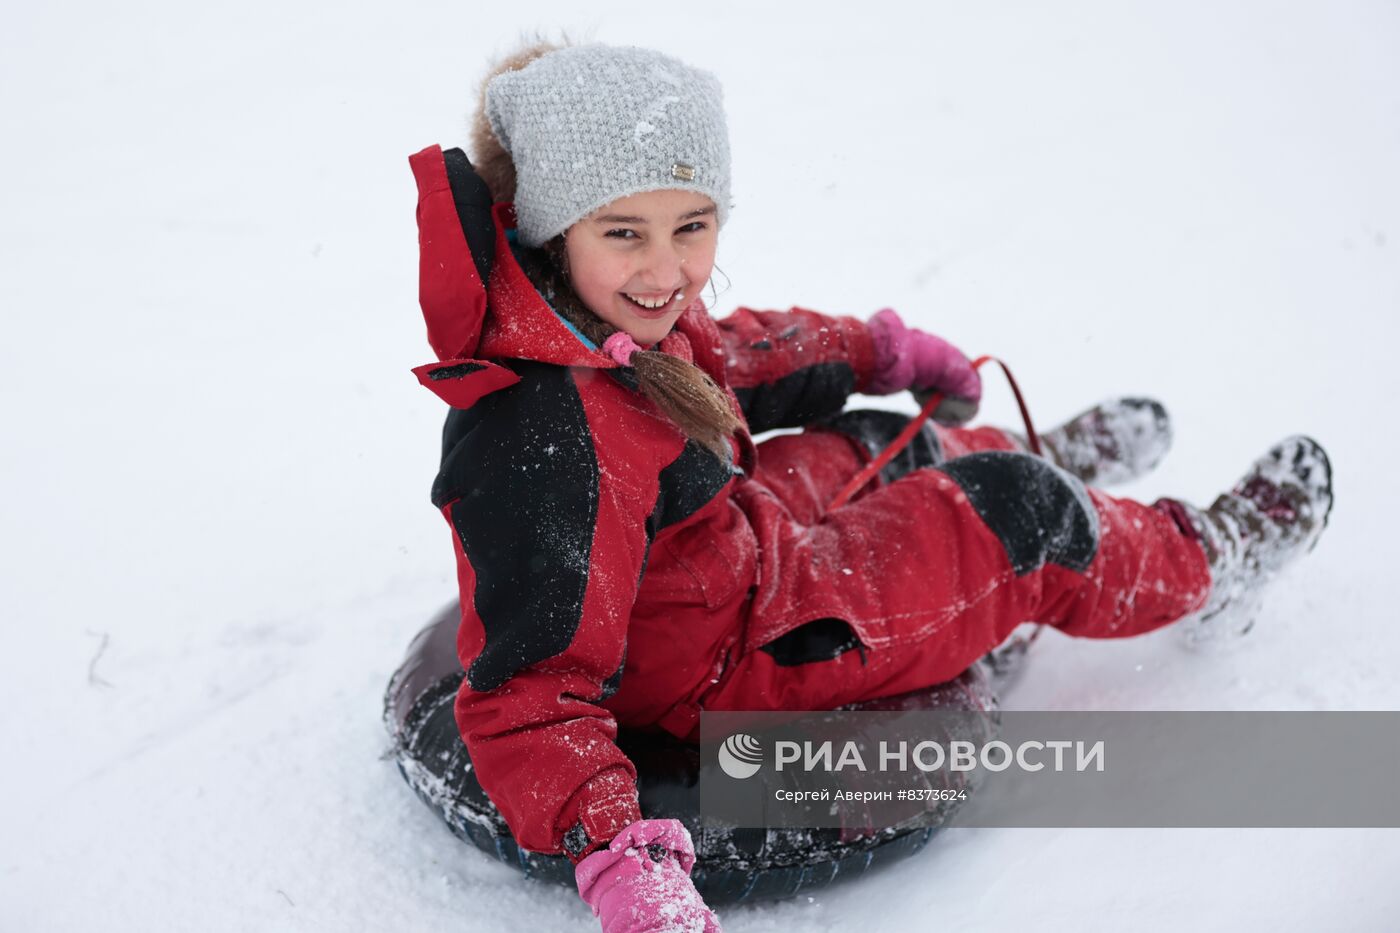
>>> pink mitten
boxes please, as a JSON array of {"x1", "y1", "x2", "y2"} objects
[
  {"x1": 575, "y1": 819, "x2": 721, "y2": 933},
  {"x1": 867, "y1": 308, "x2": 981, "y2": 425}
]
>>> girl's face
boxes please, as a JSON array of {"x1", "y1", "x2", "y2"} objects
[{"x1": 563, "y1": 189, "x2": 718, "y2": 346}]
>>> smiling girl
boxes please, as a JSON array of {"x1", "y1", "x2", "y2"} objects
[{"x1": 409, "y1": 40, "x2": 1333, "y2": 932}]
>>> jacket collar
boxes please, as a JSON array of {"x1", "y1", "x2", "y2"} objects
[{"x1": 476, "y1": 203, "x2": 621, "y2": 369}]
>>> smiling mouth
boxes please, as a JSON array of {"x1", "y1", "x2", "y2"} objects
[{"x1": 622, "y1": 289, "x2": 683, "y2": 313}]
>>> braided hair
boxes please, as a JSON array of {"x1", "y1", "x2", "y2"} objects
[{"x1": 516, "y1": 238, "x2": 741, "y2": 461}]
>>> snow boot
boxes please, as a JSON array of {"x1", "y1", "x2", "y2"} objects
[
  {"x1": 1155, "y1": 435, "x2": 1334, "y2": 646},
  {"x1": 1013, "y1": 397, "x2": 1174, "y2": 486}
]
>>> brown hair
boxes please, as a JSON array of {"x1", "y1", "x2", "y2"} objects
[{"x1": 517, "y1": 240, "x2": 742, "y2": 461}]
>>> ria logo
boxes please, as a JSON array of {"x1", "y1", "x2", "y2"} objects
[{"x1": 718, "y1": 733, "x2": 764, "y2": 779}]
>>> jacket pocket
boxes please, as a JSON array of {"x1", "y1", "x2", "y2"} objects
[
  {"x1": 654, "y1": 503, "x2": 757, "y2": 611},
  {"x1": 634, "y1": 534, "x2": 709, "y2": 607}
]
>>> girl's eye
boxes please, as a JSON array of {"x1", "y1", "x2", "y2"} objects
[{"x1": 604, "y1": 223, "x2": 706, "y2": 239}]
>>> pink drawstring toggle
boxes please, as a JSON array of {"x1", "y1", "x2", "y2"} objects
[{"x1": 602, "y1": 331, "x2": 643, "y2": 366}]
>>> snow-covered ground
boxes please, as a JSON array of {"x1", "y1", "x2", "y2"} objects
[{"x1": 3, "y1": 1, "x2": 1398, "y2": 930}]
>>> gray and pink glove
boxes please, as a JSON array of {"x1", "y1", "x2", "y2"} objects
[
  {"x1": 867, "y1": 308, "x2": 981, "y2": 426},
  {"x1": 575, "y1": 819, "x2": 721, "y2": 933}
]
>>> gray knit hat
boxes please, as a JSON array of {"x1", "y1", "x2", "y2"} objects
[{"x1": 484, "y1": 43, "x2": 732, "y2": 248}]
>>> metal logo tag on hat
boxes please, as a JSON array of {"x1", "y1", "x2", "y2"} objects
[{"x1": 671, "y1": 162, "x2": 696, "y2": 181}]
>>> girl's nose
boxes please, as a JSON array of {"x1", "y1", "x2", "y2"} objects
[{"x1": 639, "y1": 239, "x2": 685, "y2": 286}]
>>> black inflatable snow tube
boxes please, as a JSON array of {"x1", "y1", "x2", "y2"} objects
[{"x1": 383, "y1": 603, "x2": 1030, "y2": 905}]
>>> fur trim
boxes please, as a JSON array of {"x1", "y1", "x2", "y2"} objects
[{"x1": 469, "y1": 35, "x2": 572, "y2": 204}]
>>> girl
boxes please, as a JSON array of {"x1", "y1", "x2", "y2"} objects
[{"x1": 409, "y1": 41, "x2": 1333, "y2": 932}]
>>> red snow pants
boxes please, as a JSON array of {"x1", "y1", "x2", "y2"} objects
[{"x1": 700, "y1": 419, "x2": 1213, "y2": 715}]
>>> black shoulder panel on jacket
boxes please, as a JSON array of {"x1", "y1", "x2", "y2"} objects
[
  {"x1": 731, "y1": 361, "x2": 856, "y2": 434},
  {"x1": 934, "y1": 451, "x2": 1100, "y2": 576},
  {"x1": 433, "y1": 361, "x2": 601, "y2": 692},
  {"x1": 442, "y1": 147, "x2": 495, "y2": 288},
  {"x1": 653, "y1": 439, "x2": 734, "y2": 532}
]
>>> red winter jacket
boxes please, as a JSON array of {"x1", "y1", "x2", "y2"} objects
[{"x1": 410, "y1": 145, "x2": 880, "y2": 863}]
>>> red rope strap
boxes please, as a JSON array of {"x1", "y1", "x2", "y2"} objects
[{"x1": 826, "y1": 356, "x2": 1042, "y2": 512}]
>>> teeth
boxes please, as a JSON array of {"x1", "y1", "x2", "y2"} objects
[{"x1": 624, "y1": 290, "x2": 677, "y2": 309}]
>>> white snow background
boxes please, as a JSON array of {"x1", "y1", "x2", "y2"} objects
[{"x1": 3, "y1": 1, "x2": 1398, "y2": 930}]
